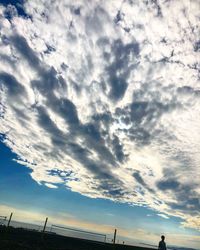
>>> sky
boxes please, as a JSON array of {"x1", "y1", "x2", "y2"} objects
[{"x1": 0, "y1": 0, "x2": 200, "y2": 248}]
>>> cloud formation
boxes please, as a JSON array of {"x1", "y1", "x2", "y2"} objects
[{"x1": 0, "y1": 0, "x2": 200, "y2": 230}]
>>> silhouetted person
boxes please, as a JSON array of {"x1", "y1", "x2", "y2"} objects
[{"x1": 158, "y1": 235, "x2": 167, "y2": 250}]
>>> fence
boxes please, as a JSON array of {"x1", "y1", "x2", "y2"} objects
[
  {"x1": 8, "y1": 220, "x2": 46, "y2": 231},
  {"x1": 0, "y1": 213, "x2": 107, "y2": 243},
  {"x1": 0, "y1": 213, "x2": 156, "y2": 248},
  {"x1": 50, "y1": 224, "x2": 107, "y2": 242},
  {"x1": 0, "y1": 216, "x2": 7, "y2": 225}
]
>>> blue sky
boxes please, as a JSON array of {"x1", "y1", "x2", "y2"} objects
[{"x1": 0, "y1": 0, "x2": 200, "y2": 248}]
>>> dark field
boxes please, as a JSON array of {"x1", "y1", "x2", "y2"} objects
[{"x1": 0, "y1": 226, "x2": 155, "y2": 250}]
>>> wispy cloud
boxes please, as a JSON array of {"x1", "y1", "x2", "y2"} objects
[
  {"x1": 44, "y1": 183, "x2": 58, "y2": 189},
  {"x1": 157, "y1": 214, "x2": 169, "y2": 219},
  {"x1": 0, "y1": 0, "x2": 199, "y2": 230}
]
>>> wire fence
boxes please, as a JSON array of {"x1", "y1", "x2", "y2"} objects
[
  {"x1": 0, "y1": 216, "x2": 7, "y2": 225},
  {"x1": 0, "y1": 214, "x2": 107, "y2": 243},
  {"x1": 50, "y1": 224, "x2": 107, "y2": 242},
  {"x1": 9, "y1": 220, "x2": 45, "y2": 232},
  {"x1": 0, "y1": 213, "x2": 157, "y2": 248}
]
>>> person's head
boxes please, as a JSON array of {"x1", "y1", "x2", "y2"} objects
[{"x1": 161, "y1": 235, "x2": 165, "y2": 241}]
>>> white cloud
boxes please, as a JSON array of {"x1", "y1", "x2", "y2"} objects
[
  {"x1": 157, "y1": 214, "x2": 169, "y2": 219},
  {"x1": 0, "y1": 0, "x2": 200, "y2": 231},
  {"x1": 44, "y1": 183, "x2": 58, "y2": 189}
]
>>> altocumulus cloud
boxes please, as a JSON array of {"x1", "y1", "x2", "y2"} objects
[{"x1": 0, "y1": 0, "x2": 200, "y2": 230}]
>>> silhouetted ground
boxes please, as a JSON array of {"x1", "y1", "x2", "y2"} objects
[{"x1": 0, "y1": 226, "x2": 155, "y2": 250}]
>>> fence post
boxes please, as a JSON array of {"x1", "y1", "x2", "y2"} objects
[
  {"x1": 42, "y1": 217, "x2": 48, "y2": 233},
  {"x1": 113, "y1": 229, "x2": 117, "y2": 244},
  {"x1": 7, "y1": 212, "x2": 13, "y2": 227}
]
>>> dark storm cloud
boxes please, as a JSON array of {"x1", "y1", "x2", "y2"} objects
[
  {"x1": 108, "y1": 39, "x2": 139, "y2": 100},
  {"x1": 113, "y1": 99, "x2": 175, "y2": 146},
  {"x1": 111, "y1": 135, "x2": 126, "y2": 162},
  {"x1": 36, "y1": 103, "x2": 116, "y2": 178},
  {"x1": 130, "y1": 101, "x2": 169, "y2": 124},
  {"x1": 97, "y1": 179, "x2": 126, "y2": 199},
  {"x1": 169, "y1": 191, "x2": 200, "y2": 215},
  {"x1": 169, "y1": 197, "x2": 200, "y2": 214},
  {"x1": 50, "y1": 97, "x2": 79, "y2": 126},
  {"x1": 11, "y1": 35, "x2": 80, "y2": 128},
  {"x1": 11, "y1": 35, "x2": 67, "y2": 94},
  {"x1": 10, "y1": 35, "x2": 81, "y2": 130},
  {"x1": 82, "y1": 123, "x2": 101, "y2": 142},
  {"x1": 88, "y1": 112, "x2": 126, "y2": 164},
  {"x1": 157, "y1": 178, "x2": 180, "y2": 190},
  {"x1": 91, "y1": 112, "x2": 112, "y2": 134},
  {"x1": 194, "y1": 40, "x2": 200, "y2": 52},
  {"x1": 36, "y1": 106, "x2": 66, "y2": 147},
  {"x1": 0, "y1": 72, "x2": 26, "y2": 98},
  {"x1": 36, "y1": 106, "x2": 119, "y2": 185},
  {"x1": 8, "y1": 35, "x2": 126, "y2": 185},
  {"x1": 0, "y1": 72, "x2": 30, "y2": 124},
  {"x1": 11, "y1": 35, "x2": 40, "y2": 69},
  {"x1": 97, "y1": 38, "x2": 140, "y2": 101},
  {"x1": 33, "y1": 70, "x2": 67, "y2": 98},
  {"x1": 177, "y1": 86, "x2": 200, "y2": 97},
  {"x1": 157, "y1": 177, "x2": 200, "y2": 214},
  {"x1": 133, "y1": 171, "x2": 154, "y2": 193},
  {"x1": 114, "y1": 106, "x2": 150, "y2": 145},
  {"x1": 80, "y1": 127, "x2": 117, "y2": 167}
]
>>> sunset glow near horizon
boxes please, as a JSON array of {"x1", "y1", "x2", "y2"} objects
[{"x1": 0, "y1": 0, "x2": 200, "y2": 248}]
